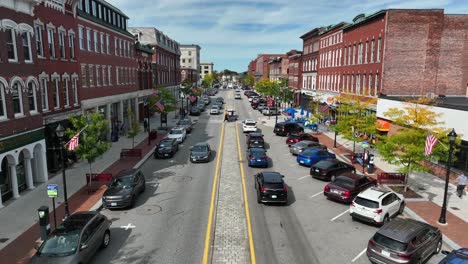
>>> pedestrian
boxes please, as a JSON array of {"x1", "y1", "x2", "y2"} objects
[
  {"x1": 224, "y1": 113, "x2": 228, "y2": 122},
  {"x1": 455, "y1": 173, "x2": 468, "y2": 198},
  {"x1": 143, "y1": 118, "x2": 148, "y2": 132}
]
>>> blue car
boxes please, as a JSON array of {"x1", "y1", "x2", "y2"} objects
[
  {"x1": 248, "y1": 148, "x2": 269, "y2": 168},
  {"x1": 439, "y1": 248, "x2": 468, "y2": 263},
  {"x1": 296, "y1": 149, "x2": 336, "y2": 167}
]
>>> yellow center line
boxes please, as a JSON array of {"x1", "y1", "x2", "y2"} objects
[
  {"x1": 202, "y1": 108, "x2": 226, "y2": 264},
  {"x1": 234, "y1": 105, "x2": 257, "y2": 264}
]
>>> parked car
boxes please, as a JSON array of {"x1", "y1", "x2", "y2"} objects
[
  {"x1": 257, "y1": 104, "x2": 267, "y2": 113},
  {"x1": 350, "y1": 187, "x2": 405, "y2": 225},
  {"x1": 202, "y1": 96, "x2": 211, "y2": 105},
  {"x1": 255, "y1": 172, "x2": 288, "y2": 204},
  {"x1": 29, "y1": 211, "x2": 111, "y2": 264},
  {"x1": 324, "y1": 173, "x2": 376, "y2": 203},
  {"x1": 214, "y1": 101, "x2": 224, "y2": 109},
  {"x1": 286, "y1": 132, "x2": 319, "y2": 146},
  {"x1": 262, "y1": 107, "x2": 279, "y2": 116},
  {"x1": 190, "y1": 142, "x2": 212, "y2": 163},
  {"x1": 167, "y1": 127, "x2": 186, "y2": 144},
  {"x1": 210, "y1": 105, "x2": 220, "y2": 115},
  {"x1": 310, "y1": 158, "x2": 356, "y2": 181},
  {"x1": 176, "y1": 118, "x2": 193, "y2": 133},
  {"x1": 242, "y1": 119, "x2": 257, "y2": 133},
  {"x1": 154, "y1": 138, "x2": 179, "y2": 158},
  {"x1": 367, "y1": 218, "x2": 442, "y2": 264},
  {"x1": 296, "y1": 149, "x2": 336, "y2": 167},
  {"x1": 274, "y1": 122, "x2": 304, "y2": 136},
  {"x1": 247, "y1": 148, "x2": 269, "y2": 168},
  {"x1": 197, "y1": 102, "x2": 206, "y2": 111},
  {"x1": 251, "y1": 99, "x2": 265, "y2": 109},
  {"x1": 235, "y1": 93, "x2": 241, "y2": 99},
  {"x1": 102, "y1": 169, "x2": 146, "y2": 209},
  {"x1": 439, "y1": 248, "x2": 468, "y2": 264},
  {"x1": 246, "y1": 132, "x2": 265, "y2": 149},
  {"x1": 215, "y1": 97, "x2": 225, "y2": 104},
  {"x1": 289, "y1": 140, "x2": 327, "y2": 155},
  {"x1": 189, "y1": 106, "x2": 201, "y2": 116}
]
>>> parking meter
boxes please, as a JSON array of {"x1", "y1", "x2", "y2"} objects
[
  {"x1": 38, "y1": 206, "x2": 50, "y2": 241},
  {"x1": 368, "y1": 154, "x2": 375, "y2": 174}
]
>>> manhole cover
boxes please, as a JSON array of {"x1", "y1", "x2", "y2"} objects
[
  {"x1": 0, "y1": 238, "x2": 9, "y2": 243},
  {"x1": 135, "y1": 205, "x2": 162, "y2": 216},
  {"x1": 153, "y1": 171, "x2": 175, "y2": 179},
  {"x1": 450, "y1": 207, "x2": 460, "y2": 210},
  {"x1": 173, "y1": 176, "x2": 192, "y2": 182}
]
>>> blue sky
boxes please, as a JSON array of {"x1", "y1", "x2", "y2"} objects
[{"x1": 107, "y1": 0, "x2": 467, "y2": 73}]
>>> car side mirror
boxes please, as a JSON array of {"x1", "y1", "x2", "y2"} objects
[
  {"x1": 282, "y1": 175, "x2": 285, "y2": 178},
  {"x1": 34, "y1": 244, "x2": 40, "y2": 250},
  {"x1": 80, "y1": 244, "x2": 88, "y2": 251},
  {"x1": 441, "y1": 250, "x2": 450, "y2": 255}
]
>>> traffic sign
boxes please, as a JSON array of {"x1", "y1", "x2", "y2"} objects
[{"x1": 47, "y1": 184, "x2": 58, "y2": 198}]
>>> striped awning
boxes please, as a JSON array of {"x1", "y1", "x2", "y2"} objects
[{"x1": 376, "y1": 119, "x2": 391, "y2": 131}]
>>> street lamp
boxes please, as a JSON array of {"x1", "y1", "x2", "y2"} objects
[
  {"x1": 146, "y1": 100, "x2": 151, "y2": 146},
  {"x1": 275, "y1": 97, "x2": 280, "y2": 125},
  {"x1": 55, "y1": 124, "x2": 70, "y2": 219},
  {"x1": 438, "y1": 128, "x2": 457, "y2": 225}
]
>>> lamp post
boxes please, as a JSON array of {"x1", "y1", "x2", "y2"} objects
[
  {"x1": 438, "y1": 128, "x2": 457, "y2": 225},
  {"x1": 333, "y1": 130, "x2": 338, "y2": 148},
  {"x1": 146, "y1": 100, "x2": 151, "y2": 146},
  {"x1": 55, "y1": 124, "x2": 70, "y2": 219},
  {"x1": 275, "y1": 97, "x2": 279, "y2": 125}
]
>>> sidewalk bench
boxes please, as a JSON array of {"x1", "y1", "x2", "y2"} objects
[
  {"x1": 378, "y1": 172, "x2": 408, "y2": 192},
  {"x1": 86, "y1": 173, "x2": 113, "y2": 193},
  {"x1": 120, "y1": 148, "x2": 142, "y2": 158}
]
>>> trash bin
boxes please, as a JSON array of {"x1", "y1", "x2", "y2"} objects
[{"x1": 150, "y1": 129, "x2": 158, "y2": 140}]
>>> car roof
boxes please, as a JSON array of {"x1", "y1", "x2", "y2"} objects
[
  {"x1": 194, "y1": 142, "x2": 209, "y2": 147},
  {"x1": 245, "y1": 119, "x2": 255, "y2": 123},
  {"x1": 337, "y1": 172, "x2": 364, "y2": 180},
  {"x1": 357, "y1": 187, "x2": 392, "y2": 201},
  {"x1": 160, "y1": 138, "x2": 175, "y2": 143},
  {"x1": 262, "y1": 172, "x2": 283, "y2": 182},
  {"x1": 249, "y1": 132, "x2": 263, "y2": 137},
  {"x1": 116, "y1": 169, "x2": 138, "y2": 178},
  {"x1": 250, "y1": 148, "x2": 266, "y2": 152},
  {"x1": 315, "y1": 158, "x2": 341, "y2": 165},
  {"x1": 377, "y1": 218, "x2": 433, "y2": 243},
  {"x1": 59, "y1": 211, "x2": 98, "y2": 232}
]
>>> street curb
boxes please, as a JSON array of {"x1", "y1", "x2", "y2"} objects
[{"x1": 403, "y1": 207, "x2": 461, "y2": 250}]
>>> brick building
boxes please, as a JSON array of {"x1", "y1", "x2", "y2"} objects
[
  {"x1": 248, "y1": 59, "x2": 256, "y2": 76},
  {"x1": 0, "y1": 0, "x2": 48, "y2": 205},
  {"x1": 300, "y1": 27, "x2": 323, "y2": 108},
  {"x1": 134, "y1": 42, "x2": 154, "y2": 121},
  {"x1": 253, "y1": 54, "x2": 287, "y2": 82},
  {"x1": 268, "y1": 57, "x2": 284, "y2": 82},
  {"x1": 286, "y1": 50, "x2": 302, "y2": 105}
]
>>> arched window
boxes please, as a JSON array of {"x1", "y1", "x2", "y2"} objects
[
  {"x1": 12, "y1": 82, "x2": 24, "y2": 115},
  {"x1": 0, "y1": 82, "x2": 6, "y2": 118},
  {"x1": 28, "y1": 81, "x2": 37, "y2": 112}
]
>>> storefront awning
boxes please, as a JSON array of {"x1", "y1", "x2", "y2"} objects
[{"x1": 376, "y1": 119, "x2": 391, "y2": 131}]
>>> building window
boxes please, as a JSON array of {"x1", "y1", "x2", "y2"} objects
[
  {"x1": 119, "y1": 39, "x2": 123, "y2": 56},
  {"x1": 86, "y1": 28, "x2": 92, "y2": 51},
  {"x1": 72, "y1": 77, "x2": 78, "y2": 105},
  {"x1": 106, "y1": 35, "x2": 110, "y2": 54},
  {"x1": 28, "y1": 82, "x2": 37, "y2": 112},
  {"x1": 11, "y1": 82, "x2": 23, "y2": 115},
  {"x1": 81, "y1": 65, "x2": 87, "y2": 87},
  {"x1": 116, "y1": 67, "x2": 119, "y2": 85},
  {"x1": 93, "y1": 31, "x2": 98, "y2": 51},
  {"x1": 351, "y1": 75, "x2": 354, "y2": 93},
  {"x1": 102, "y1": 66, "x2": 107, "y2": 86},
  {"x1": 364, "y1": 41, "x2": 368, "y2": 64},
  {"x1": 108, "y1": 66, "x2": 112, "y2": 85},
  {"x1": 52, "y1": 78, "x2": 60, "y2": 109},
  {"x1": 6, "y1": 28, "x2": 18, "y2": 62},
  {"x1": 368, "y1": 74, "x2": 373, "y2": 96},
  {"x1": 91, "y1": 0, "x2": 96, "y2": 16},
  {"x1": 69, "y1": 33, "x2": 75, "y2": 60},
  {"x1": 375, "y1": 74, "x2": 379, "y2": 95},
  {"x1": 63, "y1": 78, "x2": 70, "y2": 107},
  {"x1": 0, "y1": 83, "x2": 6, "y2": 118},
  {"x1": 40, "y1": 78, "x2": 49, "y2": 110},
  {"x1": 84, "y1": 0, "x2": 90, "y2": 13},
  {"x1": 100, "y1": 33, "x2": 104, "y2": 53},
  {"x1": 358, "y1": 42, "x2": 363, "y2": 64},
  {"x1": 89, "y1": 65, "x2": 94, "y2": 86},
  {"x1": 47, "y1": 28, "x2": 56, "y2": 58},
  {"x1": 22, "y1": 32, "x2": 33, "y2": 62},
  {"x1": 114, "y1": 37, "x2": 118, "y2": 55},
  {"x1": 370, "y1": 39, "x2": 375, "y2": 63},
  {"x1": 58, "y1": 31, "x2": 65, "y2": 59},
  {"x1": 78, "y1": 26, "x2": 84, "y2": 50},
  {"x1": 377, "y1": 37, "x2": 382, "y2": 63},
  {"x1": 98, "y1": 3, "x2": 102, "y2": 18},
  {"x1": 96, "y1": 65, "x2": 100, "y2": 86},
  {"x1": 35, "y1": 25, "x2": 44, "y2": 57},
  {"x1": 362, "y1": 74, "x2": 366, "y2": 95},
  {"x1": 103, "y1": 6, "x2": 107, "y2": 21}
]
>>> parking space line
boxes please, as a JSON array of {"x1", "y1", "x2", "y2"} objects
[
  {"x1": 289, "y1": 163, "x2": 297, "y2": 167},
  {"x1": 297, "y1": 175, "x2": 309, "y2": 180},
  {"x1": 351, "y1": 248, "x2": 367, "y2": 262},
  {"x1": 331, "y1": 209, "x2": 350, "y2": 221},
  {"x1": 309, "y1": 191, "x2": 322, "y2": 198}
]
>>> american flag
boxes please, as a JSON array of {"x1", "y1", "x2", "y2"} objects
[
  {"x1": 424, "y1": 133, "x2": 438, "y2": 156},
  {"x1": 155, "y1": 101, "x2": 165, "y2": 111},
  {"x1": 68, "y1": 133, "x2": 80, "y2": 151}
]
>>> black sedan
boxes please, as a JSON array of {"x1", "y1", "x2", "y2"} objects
[
  {"x1": 176, "y1": 118, "x2": 193, "y2": 133},
  {"x1": 310, "y1": 158, "x2": 356, "y2": 181},
  {"x1": 189, "y1": 106, "x2": 201, "y2": 116},
  {"x1": 255, "y1": 172, "x2": 288, "y2": 204},
  {"x1": 154, "y1": 138, "x2": 179, "y2": 158},
  {"x1": 190, "y1": 142, "x2": 212, "y2": 163},
  {"x1": 102, "y1": 169, "x2": 146, "y2": 209}
]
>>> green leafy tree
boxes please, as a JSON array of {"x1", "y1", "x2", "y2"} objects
[
  {"x1": 202, "y1": 73, "x2": 216, "y2": 88},
  {"x1": 376, "y1": 97, "x2": 456, "y2": 174},
  {"x1": 241, "y1": 73, "x2": 255, "y2": 87},
  {"x1": 255, "y1": 78, "x2": 276, "y2": 96},
  {"x1": 65, "y1": 113, "x2": 111, "y2": 174},
  {"x1": 152, "y1": 87, "x2": 176, "y2": 114},
  {"x1": 126, "y1": 108, "x2": 140, "y2": 148}
]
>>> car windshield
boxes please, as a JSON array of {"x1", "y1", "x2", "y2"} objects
[
  {"x1": 170, "y1": 130, "x2": 182, "y2": 135},
  {"x1": 354, "y1": 197, "x2": 379, "y2": 208},
  {"x1": 251, "y1": 151, "x2": 265, "y2": 157},
  {"x1": 264, "y1": 183, "x2": 283, "y2": 190},
  {"x1": 289, "y1": 134, "x2": 299, "y2": 139},
  {"x1": 178, "y1": 120, "x2": 190, "y2": 125},
  {"x1": 373, "y1": 233, "x2": 408, "y2": 252},
  {"x1": 109, "y1": 176, "x2": 133, "y2": 188},
  {"x1": 211, "y1": 106, "x2": 219, "y2": 109},
  {"x1": 314, "y1": 160, "x2": 336, "y2": 169},
  {"x1": 301, "y1": 149, "x2": 316, "y2": 155},
  {"x1": 245, "y1": 122, "x2": 256, "y2": 126},
  {"x1": 333, "y1": 177, "x2": 355, "y2": 189},
  {"x1": 192, "y1": 146, "x2": 208, "y2": 152},
  {"x1": 37, "y1": 230, "x2": 80, "y2": 257},
  {"x1": 159, "y1": 141, "x2": 172, "y2": 147}
]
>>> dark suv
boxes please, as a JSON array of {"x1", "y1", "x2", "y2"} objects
[
  {"x1": 367, "y1": 218, "x2": 442, "y2": 264},
  {"x1": 102, "y1": 169, "x2": 146, "y2": 209},
  {"x1": 246, "y1": 132, "x2": 265, "y2": 149},
  {"x1": 274, "y1": 122, "x2": 304, "y2": 136},
  {"x1": 255, "y1": 172, "x2": 288, "y2": 204}
]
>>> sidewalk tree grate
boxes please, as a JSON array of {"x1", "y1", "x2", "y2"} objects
[
  {"x1": 135, "y1": 205, "x2": 162, "y2": 216},
  {"x1": 0, "y1": 238, "x2": 9, "y2": 243}
]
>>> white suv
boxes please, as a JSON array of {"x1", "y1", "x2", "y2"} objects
[
  {"x1": 349, "y1": 187, "x2": 405, "y2": 226},
  {"x1": 242, "y1": 119, "x2": 257, "y2": 133},
  {"x1": 210, "y1": 106, "x2": 220, "y2": 115}
]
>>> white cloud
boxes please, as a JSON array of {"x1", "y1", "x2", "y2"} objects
[{"x1": 107, "y1": 0, "x2": 465, "y2": 72}]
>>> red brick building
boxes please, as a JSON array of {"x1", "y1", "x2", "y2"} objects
[
  {"x1": 135, "y1": 42, "x2": 154, "y2": 121},
  {"x1": 286, "y1": 50, "x2": 302, "y2": 105},
  {"x1": 248, "y1": 59, "x2": 256, "y2": 76},
  {"x1": 300, "y1": 27, "x2": 323, "y2": 107},
  {"x1": 180, "y1": 68, "x2": 198, "y2": 83},
  {"x1": 254, "y1": 54, "x2": 287, "y2": 82},
  {"x1": 0, "y1": 1, "x2": 48, "y2": 205},
  {"x1": 269, "y1": 56, "x2": 289, "y2": 81}
]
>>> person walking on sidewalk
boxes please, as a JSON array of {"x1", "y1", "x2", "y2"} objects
[
  {"x1": 455, "y1": 173, "x2": 468, "y2": 198},
  {"x1": 143, "y1": 118, "x2": 148, "y2": 132}
]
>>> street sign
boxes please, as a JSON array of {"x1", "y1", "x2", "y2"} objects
[{"x1": 47, "y1": 184, "x2": 58, "y2": 198}]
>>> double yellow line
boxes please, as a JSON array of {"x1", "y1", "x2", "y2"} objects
[{"x1": 202, "y1": 104, "x2": 256, "y2": 264}]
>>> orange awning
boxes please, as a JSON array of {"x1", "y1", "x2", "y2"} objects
[{"x1": 376, "y1": 119, "x2": 390, "y2": 131}]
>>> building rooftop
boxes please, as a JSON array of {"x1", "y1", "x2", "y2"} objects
[{"x1": 342, "y1": 9, "x2": 387, "y2": 31}]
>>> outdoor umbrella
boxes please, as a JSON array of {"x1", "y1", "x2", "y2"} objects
[
  {"x1": 291, "y1": 112, "x2": 296, "y2": 119},
  {"x1": 284, "y1": 108, "x2": 297, "y2": 114},
  {"x1": 300, "y1": 107, "x2": 304, "y2": 116},
  {"x1": 306, "y1": 109, "x2": 310, "y2": 117}
]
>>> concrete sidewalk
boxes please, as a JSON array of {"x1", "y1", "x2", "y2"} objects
[
  {"x1": 258, "y1": 115, "x2": 468, "y2": 249},
  {"x1": 0, "y1": 110, "x2": 181, "y2": 253}
]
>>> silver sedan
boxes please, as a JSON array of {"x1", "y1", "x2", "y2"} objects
[{"x1": 289, "y1": 140, "x2": 327, "y2": 155}]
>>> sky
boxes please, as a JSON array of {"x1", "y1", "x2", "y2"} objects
[{"x1": 107, "y1": 0, "x2": 467, "y2": 73}]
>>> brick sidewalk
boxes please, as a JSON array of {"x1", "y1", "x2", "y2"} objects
[
  {"x1": 0, "y1": 133, "x2": 163, "y2": 264},
  {"x1": 314, "y1": 132, "x2": 468, "y2": 249}
]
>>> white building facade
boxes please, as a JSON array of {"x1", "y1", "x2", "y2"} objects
[
  {"x1": 200, "y1": 62, "x2": 214, "y2": 80},
  {"x1": 180, "y1": 44, "x2": 201, "y2": 82}
]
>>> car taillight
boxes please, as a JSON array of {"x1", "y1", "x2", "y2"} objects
[
  {"x1": 282, "y1": 128, "x2": 285, "y2": 131},
  {"x1": 324, "y1": 185, "x2": 330, "y2": 192},
  {"x1": 397, "y1": 253, "x2": 412, "y2": 259},
  {"x1": 374, "y1": 208, "x2": 383, "y2": 214},
  {"x1": 250, "y1": 157, "x2": 255, "y2": 161},
  {"x1": 284, "y1": 186, "x2": 288, "y2": 192},
  {"x1": 343, "y1": 191, "x2": 351, "y2": 197},
  {"x1": 368, "y1": 240, "x2": 376, "y2": 248},
  {"x1": 260, "y1": 187, "x2": 266, "y2": 192},
  {"x1": 263, "y1": 157, "x2": 268, "y2": 161}
]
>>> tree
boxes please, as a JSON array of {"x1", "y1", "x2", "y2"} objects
[
  {"x1": 65, "y1": 113, "x2": 111, "y2": 174},
  {"x1": 255, "y1": 78, "x2": 276, "y2": 96},
  {"x1": 126, "y1": 108, "x2": 140, "y2": 148},
  {"x1": 375, "y1": 97, "x2": 455, "y2": 174},
  {"x1": 151, "y1": 86, "x2": 176, "y2": 114},
  {"x1": 202, "y1": 73, "x2": 216, "y2": 88},
  {"x1": 241, "y1": 73, "x2": 255, "y2": 87}
]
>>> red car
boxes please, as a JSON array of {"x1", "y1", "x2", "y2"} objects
[
  {"x1": 286, "y1": 133, "x2": 319, "y2": 146},
  {"x1": 324, "y1": 173, "x2": 377, "y2": 203}
]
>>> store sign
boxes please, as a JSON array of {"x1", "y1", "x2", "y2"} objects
[
  {"x1": 0, "y1": 129, "x2": 44, "y2": 154},
  {"x1": 47, "y1": 184, "x2": 58, "y2": 198}
]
